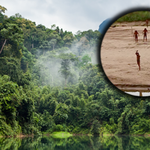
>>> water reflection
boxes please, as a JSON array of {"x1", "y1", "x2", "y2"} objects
[{"x1": 0, "y1": 135, "x2": 150, "y2": 150}]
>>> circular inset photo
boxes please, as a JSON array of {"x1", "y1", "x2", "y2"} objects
[{"x1": 100, "y1": 9, "x2": 150, "y2": 97}]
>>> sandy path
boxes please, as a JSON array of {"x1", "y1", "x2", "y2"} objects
[{"x1": 101, "y1": 22, "x2": 150, "y2": 85}]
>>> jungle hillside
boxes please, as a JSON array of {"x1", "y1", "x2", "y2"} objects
[{"x1": 0, "y1": 6, "x2": 150, "y2": 137}]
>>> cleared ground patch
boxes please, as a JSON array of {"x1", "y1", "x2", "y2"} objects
[{"x1": 101, "y1": 22, "x2": 150, "y2": 87}]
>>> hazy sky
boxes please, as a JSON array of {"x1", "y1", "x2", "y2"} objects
[{"x1": 1, "y1": 0, "x2": 150, "y2": 34}]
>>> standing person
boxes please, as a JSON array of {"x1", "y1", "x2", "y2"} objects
[
  {"x1": 135, "y1": 50, "x2": 141, "y2": 70},
  {"x1": 143, "y1": 28, "x2": 148, "y2": 42},
  {"x1": 134, "y1": 30, "x2": 139, "y2": 42}
]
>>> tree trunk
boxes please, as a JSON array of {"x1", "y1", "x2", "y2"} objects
[{"x1": 0, "y1": 39, "x2": 7, "y2": 54}]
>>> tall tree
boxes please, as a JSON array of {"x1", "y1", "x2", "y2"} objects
[
  {"x1": 0, "y1": 20, "x2": 24, "y2": 57},
  {"x1": 0, "y1": 5, "x2": 7, "y2": 23}
]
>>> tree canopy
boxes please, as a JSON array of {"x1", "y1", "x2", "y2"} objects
[{"x1": 0, "y1": 5, "x2": 149, "y2": 138}]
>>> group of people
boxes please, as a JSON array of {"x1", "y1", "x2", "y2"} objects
[
  {"x1": 134, "y1": 28, "x2": 148, "y2": 42},
  {"x1": 134, "y1": 28, "x2": 146, "y2": 70},
  {"x1": 134, "y1": 20, "x2": 149, "y2": 71}
]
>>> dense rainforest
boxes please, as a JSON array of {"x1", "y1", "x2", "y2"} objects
[{"x1": 0, "y1": 5, "x2": 150, "y2": 137}]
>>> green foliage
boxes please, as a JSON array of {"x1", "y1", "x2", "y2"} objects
[
  {"x1": 59, "y1": 53, "x2": 77, "y2": 86},
  {"x1": 53, "y1": 103, "x2": 69, "y2": 124},
  {"x1": 63, "y1": 32, "x2": 74, "y2": 47},
  {"x1": 0, "y1": 57, "x2": 31, "y2": 87},
  {"x1": 38, "y1": 110, "x2": 55, "y2": 132},
  {"x1": 1, "y1": 6, "x2": 150, "y2": 138},
  {"x1": 90, "y1": 120, "x2": 101, "y2": 135},
  {"x1": 0, "y1": 19, "x2": 24, "y2": 58},
  {"x1": 117, "y1": 11, "x2": 150, "y2": 22},
  {"x1": 72, "y1": 126, "x2": 81, "y2": 133},
  {"x1": 54, "y1": 124, "x2": 65, "y2": 132},
  {"x1": 0, "y1": 5, "x2": 7, "y2": 13},
  {"x1": 104, "y1": 118, "x2": 117, "y2": 134},
  {"x1": 0, "y1": 75, "x2": 22, "y2": 136},
  {"x1": 21, "y1": 46, "x2": 34, "y2": 72}
]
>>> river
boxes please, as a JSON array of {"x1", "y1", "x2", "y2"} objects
[{"x1": 0, "y1": 135, "x2": 150, "y2": 149}]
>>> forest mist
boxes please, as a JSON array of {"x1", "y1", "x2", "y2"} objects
[
  {"x1": 34, "y1": 36, "x2": 99, "y2": 87},
  {"x1": 1, "y1": 7, "x2": 150, "y2": 137}
]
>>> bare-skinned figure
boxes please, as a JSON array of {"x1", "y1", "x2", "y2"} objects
[
  {"x1": 133, "y1": 30, "x2": 139, "y2": 42},
  {"x1": 135, "y1": 50, "x2": 141, "y2": 70},
  {"x1": 143, "y1": 28, "x2": 148, "y2": 42}
]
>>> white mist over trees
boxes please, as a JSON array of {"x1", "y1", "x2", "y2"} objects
[
  {"x1": 1, "y1": 7, "x2": 150, "y2": 137},
  {"x1": 31, "y1": 29, "x2": 100, "y2": 87}
]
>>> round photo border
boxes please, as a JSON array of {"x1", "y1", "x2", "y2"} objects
[{"x1": 97, "y1": 6, "x2": 150, "y2": 97}]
